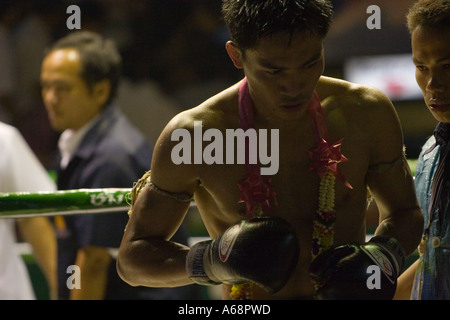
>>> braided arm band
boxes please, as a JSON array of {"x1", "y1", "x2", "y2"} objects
[
  {"x1": 367, "y1": 152, "x2": 408, "y2": 174},
  {"x1": 128, "y1": 170, "x2": 194, "y2": 215}
]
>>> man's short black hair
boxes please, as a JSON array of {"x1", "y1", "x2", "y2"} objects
[
  {"x1": 406, "y1": 0, "x2": 450, "y2": 33},
  {"x1": 46, "y1": 31, "x2": 122, "y2": 106},
  {"x1": 222, "y1": 0, "x2": 334, "y2": 51}
]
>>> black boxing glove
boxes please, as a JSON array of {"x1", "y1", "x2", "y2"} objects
[
  {"x1": 309, "y1": 236, "x2": 405, "y2": 300},
  {"x1": 186, "y1": 216, "x2": 299, "y2": 293}
]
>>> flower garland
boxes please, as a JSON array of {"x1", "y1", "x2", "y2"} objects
[
  {"x1": 233, "y1": 78, "x2": 352, "y2": 299},
  {"x1": 307, "y1": 92, "x2": 353, "y2": 259},
  {"x1": 230, "y1": 282, "x2": 254, "y2": 300},
  {"x1": 311, "y1": 170, "x2": 337, "y2": 259}
]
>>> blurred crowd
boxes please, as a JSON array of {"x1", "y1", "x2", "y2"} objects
[
  {"x1": 0, "y1": 0, "x2": 242, "y2": 170},
  {"x1": 0, "y1": 0, "x2": 420, "y2": 170}
]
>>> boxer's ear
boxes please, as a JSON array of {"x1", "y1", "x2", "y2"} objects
[{"x1": 226, "y1": 41, "x2": 243, "y2": 69}]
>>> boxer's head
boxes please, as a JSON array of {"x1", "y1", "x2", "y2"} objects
[
  {"x1": 221, "y1": 0, "x2": 333, "y2": 52},
  {"x1": 222, "y1": 0, "x2": 333, "y2": 121}
]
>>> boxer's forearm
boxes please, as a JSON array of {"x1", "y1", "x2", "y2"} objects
[
  {"x1": 118, "y1": 183, "x2": 195, "y2": 287},
  {"x1": 374, "y1": 206, "x2": 423, "y2": 257},
  {"x1": 117, "y1": 238, "x2": 193, "y2": 288}
]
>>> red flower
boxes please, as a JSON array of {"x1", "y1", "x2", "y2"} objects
[
  {"x1": 317, "y1": 209, "x2": 336, "y2": 224},
  {"x1": 238, "y1": 171, "x2": 278, "y2": 217},
  {"x1": 308, "y1": 137, "x2": 352, "y2": 189}
]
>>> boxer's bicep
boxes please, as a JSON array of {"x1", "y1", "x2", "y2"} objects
[
  {"x1": 128, "y1": 120, "x2": 200, "y2": 240},
  {"x1": 151, "y1": 113, "x2": 202, "y2": 195}
]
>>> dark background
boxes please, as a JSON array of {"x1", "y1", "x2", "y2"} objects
[{"x1": 0, "y1": 0, "x2": 436, "y2": 170}]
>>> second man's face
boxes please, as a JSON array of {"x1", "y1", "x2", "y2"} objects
[
  {"x1": 412, "y1": 25, "x2": 450, "y2": 124},
  {"x1": 40, "y1": 48, "x2": 105, "y2": 132}
]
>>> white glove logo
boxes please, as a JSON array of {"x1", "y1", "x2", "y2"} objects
[{"x1": 219, "y1": 223, "x2": 241, "y2": 262}]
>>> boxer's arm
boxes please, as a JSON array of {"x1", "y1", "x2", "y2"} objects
[
  {"x1": 117, "y1": 114, "x2": 201, "y2": 287},
  {"x1": 367, "y1": 154, "x2": 423, "y2": 256},
  {"x1": 309, "y1": 89, "x2": 423, "y2": 299},
  {"x1": 394, "y1": 259, "x2": 419, "y2": 300},
  {"x1": 364, "y1": 89, "x2": 423, "y2": 257},
  {"x1": 117, "y1": 186, "x2": 193, "y2": 287}
]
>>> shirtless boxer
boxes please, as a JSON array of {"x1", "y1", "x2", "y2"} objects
[{"x1": 117, "y1": 0, "x2": 424, "y2": 300}]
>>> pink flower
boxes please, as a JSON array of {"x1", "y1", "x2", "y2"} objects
[
  {"x1": 238, "y1": 171, "x2": 278, "y2": 217},
  {"x1": 317, "y1": 209, "x2": 336, "y2": 224},
  {"x1": 308, "y1": 137, "x2": 352, "y2": 189}
]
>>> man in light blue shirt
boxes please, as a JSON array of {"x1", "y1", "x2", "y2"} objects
[{"x1": 395, "y1": 0, "x2": 450, "y2": 300}]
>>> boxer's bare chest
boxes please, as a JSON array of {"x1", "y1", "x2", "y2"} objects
[
  {"x1": 194, "y1": 118, "x2": 369, "y2": 241},
  {"x1": 193, "y1": 85, "x2": 371, "y2": 236}
]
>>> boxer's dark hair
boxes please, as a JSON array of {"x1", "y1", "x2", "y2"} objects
[
  {"x1": 45, "y1": 31, "x2": 121, "y2": 106},
  {"x1": 221, "y1": 0, "x2": 334, "y2": 51},
  {"x1": 406, "y1": 0, "x2": 450, "y2": 33}
]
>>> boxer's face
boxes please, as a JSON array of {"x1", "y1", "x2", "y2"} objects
[
  {"x1": 227, "y1": 31, "x2": 324, "y2": 122},
  {"x1": 40, "y1": 48, "x2": 109, "y2": 132},
  {"x1": 412, "y1": 25, "x2": 450, "y2": 124}
]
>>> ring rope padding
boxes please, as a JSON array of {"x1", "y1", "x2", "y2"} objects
[{"x1": 0, "y1": 188, "x2": 132, "y2": 219}]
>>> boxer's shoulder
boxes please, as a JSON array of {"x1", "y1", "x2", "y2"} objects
[
  {"x1": 154, "y1": 87, "x2": 240, "y2": 153},
  {"x1": 317, "y1": 76, "x2": 396, "y2": 118},
  {"x1": 171, "y1": 84, "x2": 239, "y2": 129}
]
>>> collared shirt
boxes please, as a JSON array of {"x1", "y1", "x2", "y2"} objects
[
  {"x1": 412, "y1": 122, "x2": 450, "y2": 300},
  {"x1": 434, "y1": 122, "x2": 450, "y2": 151},
  {"x1": 57, "y1": 114, "x2": 100, "y2": 169},
  {"x1": 434, "y1": 122, "x2": 450, "y2": 222}
]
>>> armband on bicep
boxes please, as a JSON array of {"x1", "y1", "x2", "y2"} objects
[
  {"x1": 147, "y1": 182, "x2": 194, "y2": 202},
  {"x1": 128, "y1": 170, "x2": 194, "y2": 215},
  {"x1": 367, "y1": 152, "x2": 408, "y2": 175}
]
